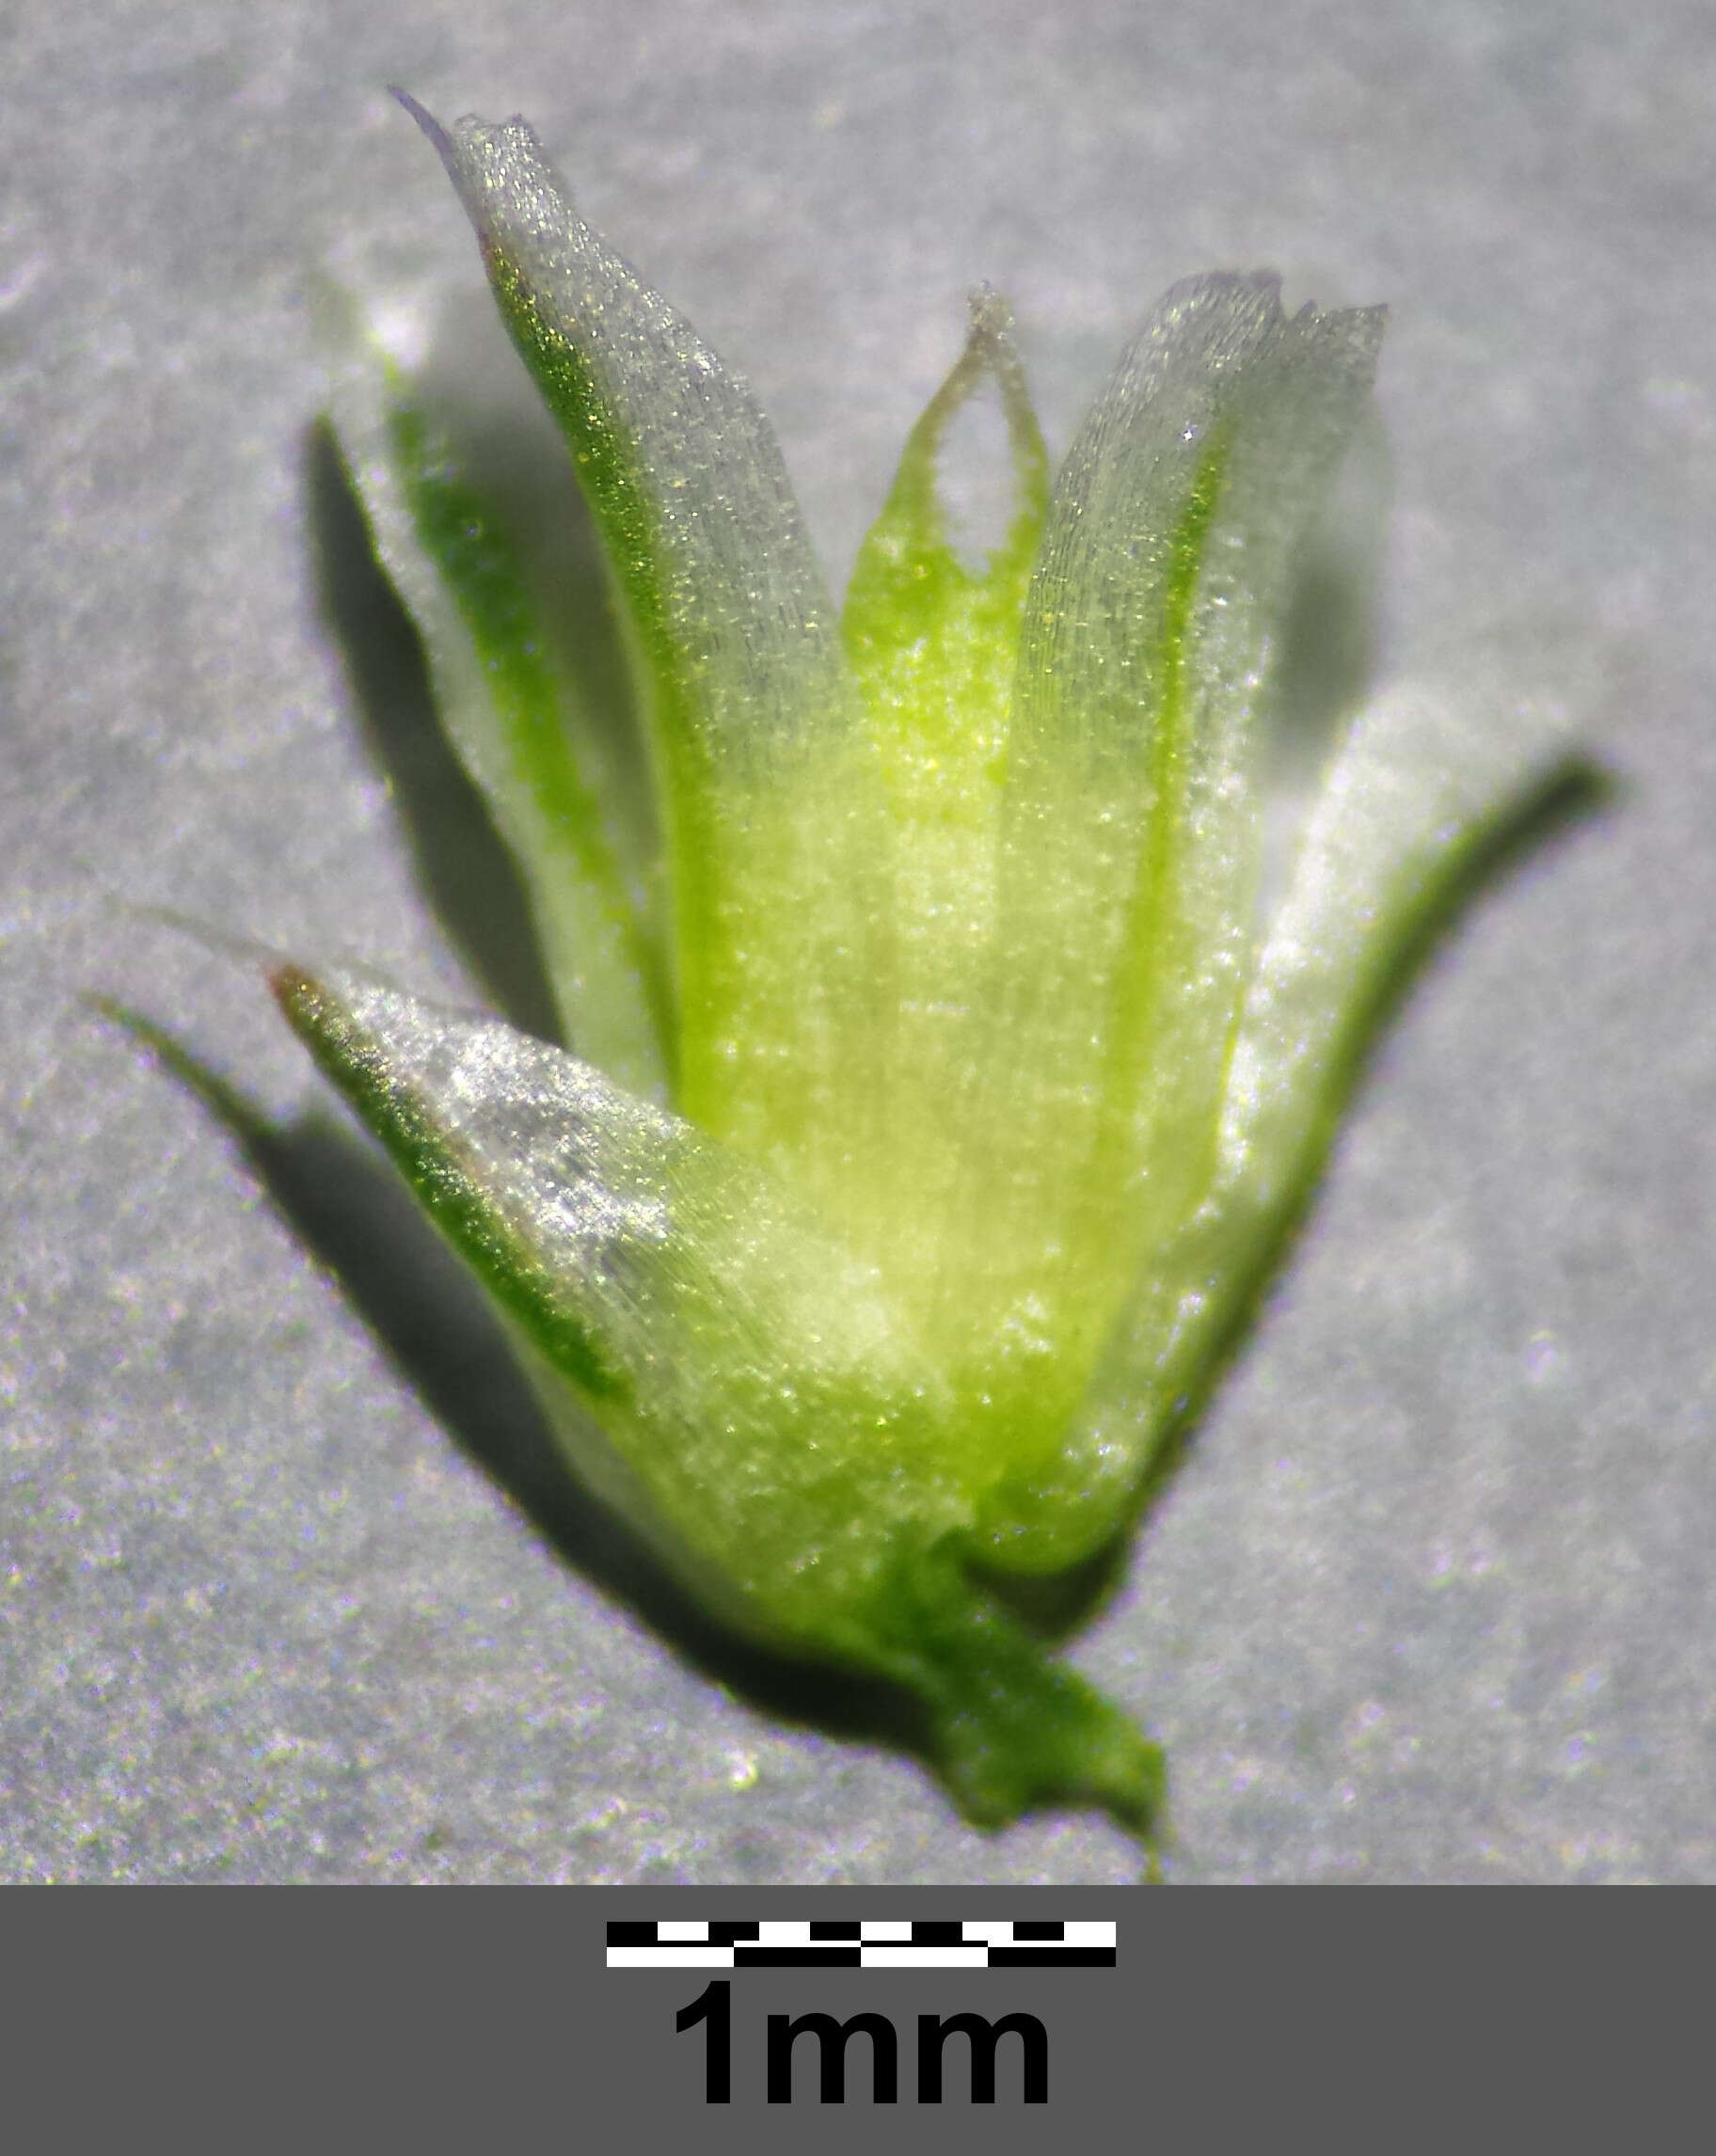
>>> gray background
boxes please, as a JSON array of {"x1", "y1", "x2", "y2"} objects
[{"x1": 3, "y1": 0, "x2": 1711, "y2": 1883}]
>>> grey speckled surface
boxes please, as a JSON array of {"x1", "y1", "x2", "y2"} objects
[{"x1": 3, "y1": 0, "x2": 1712, "y2": 1883}]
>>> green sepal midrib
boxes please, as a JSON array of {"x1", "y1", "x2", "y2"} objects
[{"x1": 383, "y1": 393, "x2": 675, "y2": 1065}]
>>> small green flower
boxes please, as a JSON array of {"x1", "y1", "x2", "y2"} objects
[{"x1": 272, "y1": 98, "x2": 1576, "y2": 1841}]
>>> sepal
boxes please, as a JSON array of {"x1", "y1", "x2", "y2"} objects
[
  {"x1": 396, "y1": 98, "x2": 897, "y2": 1177},
  {"x1": 323, "y1": 309, "x2": 668, "y2": 1094},
  {"x1": 271, "y1": 958, "x2": 1167, "y2": 1836}
]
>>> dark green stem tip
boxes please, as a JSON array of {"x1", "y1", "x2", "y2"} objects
[{"x1": 864, "y1": 1543, "x2": 1166, "y2": 1843}]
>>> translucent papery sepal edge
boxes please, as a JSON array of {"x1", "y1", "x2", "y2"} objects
[{"x1": 950, "y1": 277, "x2": 1387, "y2": 1540}]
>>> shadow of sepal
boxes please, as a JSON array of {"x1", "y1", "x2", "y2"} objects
[
  {"x1": 301, "y1": 416, "x2": 564, "y2": 1047},
  {"x1": 92, "y1": 1001, "x2": 923, "y2": 1760}
]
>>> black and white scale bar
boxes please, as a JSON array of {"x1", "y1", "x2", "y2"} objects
[{"x1": 606, "y1": 1920, "x2": 1116, "y2": 1969}]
